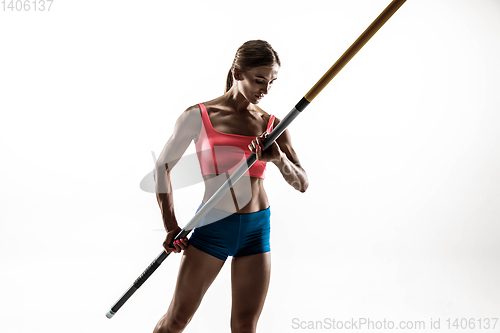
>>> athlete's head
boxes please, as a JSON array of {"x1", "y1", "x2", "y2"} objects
[{"x1": 226, "y1": 40, "x2": 280, "y2": 104}]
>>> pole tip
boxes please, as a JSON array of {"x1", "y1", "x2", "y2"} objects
[{"x1": 106, "y1": 310, "x2": 115, "y2": 319}]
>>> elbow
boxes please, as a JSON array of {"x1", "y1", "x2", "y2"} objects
[
  {"x1": 155, "y1": 161, "x2": 169, "y2": 174},
  {"x1": 297, "y1": 179, "x2": 309, "y2": 193},
  {"x1": 300, "y1": 174, "x2": 309, "y2": 193},
  {"x1": 299, "y1": 169, "x2": 309, "y2": 193}
]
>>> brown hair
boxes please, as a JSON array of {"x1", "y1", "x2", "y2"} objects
[{"x1": 225, "y1": 40, "x2": 281, "y2": 93}]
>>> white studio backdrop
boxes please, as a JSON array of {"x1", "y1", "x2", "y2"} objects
[{"x1": 1, "y1": 0, "x2": 499, "y2": 332}]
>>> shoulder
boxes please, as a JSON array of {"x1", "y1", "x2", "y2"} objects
[
  {"x1": 173, "y1": 104, "x2": 202, "y2": 136},
  {"x1": 181, "y1": 104, "x2": 202, "y2": 121},
  {"x1": 184, "y1": 103, "x2": 202, "y2": 114}
]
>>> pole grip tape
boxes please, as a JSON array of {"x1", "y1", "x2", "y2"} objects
[
  {"x1": 295, "y1": 97, "x2": 311, "y2": 112},
  {"x1": 133, "y1": 251, "x2": 169, "y2": 287},
  {"x1": 110, "y1": 285, "x2": 138, "y2": 314}
]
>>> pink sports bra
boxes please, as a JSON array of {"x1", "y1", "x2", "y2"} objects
[{"x1": 195, "y1": 103, "x2": 275, "y2": 179}]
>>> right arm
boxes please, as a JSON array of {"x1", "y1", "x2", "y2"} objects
[{"x1": 154, "y1": 105, "x2": 201, "y2": 251}]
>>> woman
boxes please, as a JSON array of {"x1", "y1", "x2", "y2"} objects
[{"x1": 153, "y1": 40, "x2": 308, "y2": 333}]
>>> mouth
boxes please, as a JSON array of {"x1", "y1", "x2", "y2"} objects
[{"x1": 255, "y1": 95, "x2": 264, "y2": 100}]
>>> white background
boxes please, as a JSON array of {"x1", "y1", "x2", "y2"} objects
[{"x1": 1, "y1": 0, "x2": 499, "y2": 332}]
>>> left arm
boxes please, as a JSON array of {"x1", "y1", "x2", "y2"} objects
[{"x1": 249, "y1": 117, "x2": 309, "y2": 192}]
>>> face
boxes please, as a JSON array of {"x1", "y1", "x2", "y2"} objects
[{"x1": 236, "y1": 64, "x2": 280, "y2": 104}]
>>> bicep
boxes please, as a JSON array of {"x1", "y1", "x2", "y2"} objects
[{"x1": 156, "y1": 106, "x2": 202, "y2": 171}]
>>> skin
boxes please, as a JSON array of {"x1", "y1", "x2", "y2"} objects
[{"x1": 153, "y1": 64, "x2": 309, "y2": 333}]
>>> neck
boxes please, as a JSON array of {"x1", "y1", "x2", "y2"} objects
[{"x1": 221, "y1": 85, "x2": 254, "y2": 113}]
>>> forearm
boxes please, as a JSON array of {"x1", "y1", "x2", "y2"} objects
[
  {"x1": 154, "y1": 164, "x2": 179, "y2": 232},
  {"x1": 273, "y1": 151, "x2": 309, "y2": 193}
]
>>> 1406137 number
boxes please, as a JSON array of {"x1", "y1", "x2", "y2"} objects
[
  {"x1": 446, "y1": 318, "x2": 498, "y2": 330},
  {"x1": 1, "y1": 0, "x2": 54, "y2": 11}
]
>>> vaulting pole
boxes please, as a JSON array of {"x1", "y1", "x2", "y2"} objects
[{"x1": 106, "y1": 0, "x2": 407, "y2": 318}]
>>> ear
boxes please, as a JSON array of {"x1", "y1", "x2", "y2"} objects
[{"x1": 233, "y1": 71, "x2": 241, "y2": 81}]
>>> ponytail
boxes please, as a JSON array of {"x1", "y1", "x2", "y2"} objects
[{"x1": 225, "y1": 69, "x2": 233, "y2": 93}]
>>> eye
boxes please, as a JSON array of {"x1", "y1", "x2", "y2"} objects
[{"x1": 256, "y1": 80, "x2": 264, "y2": 84}]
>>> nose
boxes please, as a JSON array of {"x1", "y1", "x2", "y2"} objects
[{"x1": 261, "y1": 83, "x2": 271, "y2": 94}]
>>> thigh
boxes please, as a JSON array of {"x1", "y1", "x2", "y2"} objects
[
  {"x1": 168, "y1": 245, "x2": 226, "y2": 317},
  {"x1": 230, "y1": 252, "x2": 271, "y2": 324}
]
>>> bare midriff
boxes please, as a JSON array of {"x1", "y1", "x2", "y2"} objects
[{"x1": 201, "y1": 174, "x2": 269, "y2": 214}]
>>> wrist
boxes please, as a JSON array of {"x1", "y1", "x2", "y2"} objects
[
  {"x1": 166, "y1": 225, "x2": 180, "y2": 234},
  {"x1": 164, "y1": 218, "x2": 179, "y2": 232}
]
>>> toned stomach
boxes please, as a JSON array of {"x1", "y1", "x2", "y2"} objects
[{"x1": 201, "y1": 174, "x2": 269, "y2": 214}]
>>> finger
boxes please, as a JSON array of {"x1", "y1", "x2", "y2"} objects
[
  {"x1": 255, "y1": 144, "x2": 262, "y2": 160},
  {"x1": 253, "y1": 137, "x2": 261, "y2": 150},
  {"x1": 248, "y1": 141, "x2": 257, "y2": 153},
  {"x1": 166, "y1": 240, "x2": 177, "y2": 253},
  {"x1": 174, "y1": 238, "x2": 188, "y2": 250},
  {"x1": 173, "y1": 240, "x2": 182, "y2": 251},
  {"x1": 177, "y1": 238, "x2": 189, "y2": 249},
  {"x1": 256, "y1": 136, "x2": 264, "y2": 149}
]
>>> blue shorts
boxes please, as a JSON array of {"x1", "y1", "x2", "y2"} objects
[{"x1": 189, "y1": 202, "x2": 271, "y2": 261}]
